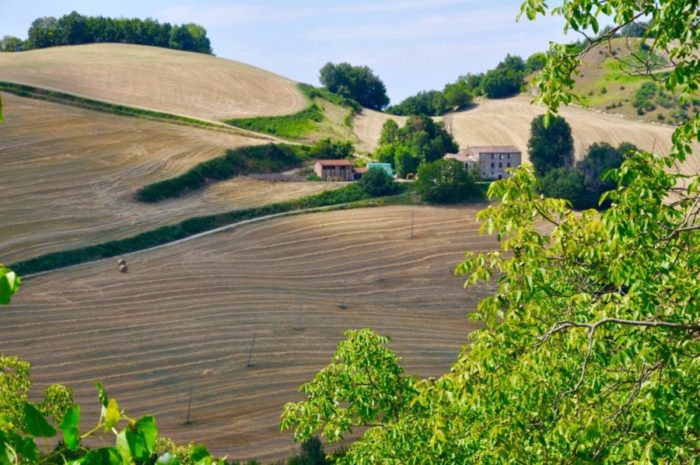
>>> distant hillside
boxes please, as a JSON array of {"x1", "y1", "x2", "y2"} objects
[
  {"x1": 533, "y1": 37, "x2": 699, "y2": 125},
  {"x1": 0, "y1": 43, "x2": 307, "y2": 121},
  {"x1": 355, "y1": 95, "x2": 676, "y2": 156}
]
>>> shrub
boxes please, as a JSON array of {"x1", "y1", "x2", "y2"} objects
[
  {"x1": 360, "y1": 167, "x2": 397, "y2": 196},
  {"x1": 416, "y1": 159, "x2": 482, "y2": 203},
  {"x1": 135, "y1": 144, "x2": 303, "y2": 202},
  {"x1": 306, "y1": 138, "x2": 354, "y2": 159}
]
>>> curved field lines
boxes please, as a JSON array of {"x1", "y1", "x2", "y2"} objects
[
  {"x1": 352, "y1": 109, "x2": 406, "y2": 153},
  {"x1": 2, "y1": 206, "x2": 496, "y2": 462},
  {"x1": 0, "y1": 44, "x2": 307, "y2": 120},
  {"x1": 0, "y1": 93, "x2": 338, "y2": 263},
  {"x1": 354, "y1": 96, "x2": 681, "y2": 160}
]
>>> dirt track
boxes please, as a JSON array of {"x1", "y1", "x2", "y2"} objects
[
  {"x1": 0, "y1": 93, "x2": 338, "y2": 263},
  {"x1": 0, "y1": 44, "x2": 307, "y2": 120},
  {"x1": 3, "y1": 205, "x2": 494, "y2": 462}
]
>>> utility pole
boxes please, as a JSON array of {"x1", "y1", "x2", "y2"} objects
[
  {"x1": 184, "y1": 379, "x2": 193, "y2": 425},
  {"x1": 295, "y1": 301, "x2": 303, "y2": 330},
  {"x1": 410, "y1": 211, "x2": 415, "y2": 239},
  {"x1": 246, "y1": 332, "x2": 257, "y2": 367}
]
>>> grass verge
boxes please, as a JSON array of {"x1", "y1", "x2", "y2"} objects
[
  {"x1": 0, "y1": 81, "x2": 270, "y2": 139},
  {"x1": 224, "y1": 83, "x2": 362, "y2": 139},
  {"x1": 135, "y1": 144, "x2": 306, "y2": 202},
  {"x1": 225, "y1": 104, "x2": 324, "y2": 139},
  {"x1": 12, "y1": 185, "x2": 413, "y2": 276}
]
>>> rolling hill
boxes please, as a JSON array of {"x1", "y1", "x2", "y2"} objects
[
  {"x1": 0, "y1": 93, "x2": 339, "y2": 263},
  {"x1": 1, "y1": 205, "x2": 493, "y2": 462},
  {"x1": 354, "y1": 95, "x2": 678, "y2": 156},
  {"x1": 562, "y1": 37, "x2": 699, "y2": 125},
  {"x1": 0, "y1": 43, "x2": 307, "y2": 121}
]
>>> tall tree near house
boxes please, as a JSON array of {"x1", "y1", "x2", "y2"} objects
[
  {"x1": 528, "y1": 114, "x2": 575, "y2": 175},
  {"x1": 282, "y1": 1, "x2": 700, "y2": 463}
]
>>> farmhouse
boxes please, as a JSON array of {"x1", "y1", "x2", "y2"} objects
[
  {"x1": 314, "y1": 159, "x2": 355, "y2": 181},
  {"x1": 445, "y1": 146, "x2": 521, "y2": 180}
]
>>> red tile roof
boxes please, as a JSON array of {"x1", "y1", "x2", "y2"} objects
[{"x1": 315, "y1": 159, "x2": 354, "y2": 167}]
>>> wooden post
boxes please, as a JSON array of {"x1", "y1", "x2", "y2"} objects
[
  {"x1": 246, "y1": 332, "x2": 257, "y2": 367},
  {"x1": 411, "y1": 211, "x2": 415, "y2": 239},
  {"x1": 295, "y1": 301, "x2": 303, "y2": 330},
  {"x1": 184, "y1": 380, "x2": 193, "y2": 425}
]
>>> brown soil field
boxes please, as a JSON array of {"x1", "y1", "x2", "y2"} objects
[
  {"x1": 2, "y1": 205, "x2": 495, "y2": 463},
  {"x1": 0, "y1": 93, "x2": 339, "y2": 263},
  {"x1": 354, "y1": 95, "x2": 678, "y2": 158},
  {"x1": 0, "y1": 44, "x2": 307, "y2": 120},
  {"x1": 352, "y1": 109, "x2": 406, "y2": 153}
]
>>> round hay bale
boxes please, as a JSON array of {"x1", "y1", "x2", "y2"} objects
[
  {"x1": 119, "y1": 264, "x2": 128, "y2": 273},
  {"x1": 117, "y1": 258, "x2": 126, "y2": 266}
]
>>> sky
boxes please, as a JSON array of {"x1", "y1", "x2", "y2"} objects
[{"x1": 0, "y1": 0, "x2": 579, "y2": 103}]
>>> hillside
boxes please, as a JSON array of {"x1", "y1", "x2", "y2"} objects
[
  {"x1": 0, "y1": 44, "x2": 307, "y2": 121},
  {"x1": 0, "y1": 93, "x2": 339, "y2": 263},
  {"x1": 354, "y1": 95, "x2": 678, "y2": 157},
  {"x1": 2, "y1": 205, "x2": 493, "y2": 462},
  {"x1": 563, "y1": 37, "x2": 699, "y2": 125}
]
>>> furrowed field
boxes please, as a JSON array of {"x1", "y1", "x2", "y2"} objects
[
  {"x1": 1, "y1": 206, "x2": 494, "y2": 462},
  {"x1": 0, "y1": 93, "x2": 339, "y2": 263}
]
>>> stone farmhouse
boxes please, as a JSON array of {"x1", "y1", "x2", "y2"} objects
[{"x1": 445, "y1": 146, "x2": 522, "y2": 180}]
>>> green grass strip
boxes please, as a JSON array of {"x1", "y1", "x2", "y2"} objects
[
  {"x1": 12, "y1": 185, "x2": 411, "y2": 276},
  {"x1": 225, "y1": 103, "x2": 325, "y2": 139},
  {"x1": 0, "y1": 81, "x2": 270, "y2": 139},
  {"x1": 135, "y1": 143, "x2": 306, "y2": 202}
]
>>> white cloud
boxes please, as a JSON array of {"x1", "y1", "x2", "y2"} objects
[
  {"x1": 157, "y1": 4, "x2": 315, "y2": 26},
  {"x1": 333, "y1": 0, "x2": 476, "y2": 14},
  {"x1": 305, "y1": 6, "x2": 516, "y2": 41}
]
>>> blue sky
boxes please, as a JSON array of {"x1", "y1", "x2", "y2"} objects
[{"x1": 0, "y1": 0, "x2": 578, "y2": 103}]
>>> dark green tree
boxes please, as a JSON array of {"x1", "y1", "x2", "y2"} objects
[
  {"x1": 306, "y1": 138, "x2": 354, "y2": 160},
  {"x1": 379, "y1": 119, "x2": 399, "y2": 145},
  {"x1": 319, "y1": 63, "x2": 389, "y2": 110},
  {"x1": 528, "y1": 114, "x2": 574, "y2": 175},
  {"x1": 0, "y1": 36, "x2": 24, "y2": 51},
  {"x1": 27, "y1": 17, "x2": 58, "y2": 49},
  {"x1": 416, "y1": 159, "x2": 481, "y2": 203},
  {"x1": 360, "y1": 167, "x2": 397, "y2": 197}
]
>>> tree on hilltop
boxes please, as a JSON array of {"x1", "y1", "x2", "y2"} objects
[{"x1": 319, "y1": 62, "x2": 389, "y2": 110}]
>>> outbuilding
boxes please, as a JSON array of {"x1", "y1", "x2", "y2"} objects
[{"x1": 314, "y1": 159, "x2": 355, "y2": 181}]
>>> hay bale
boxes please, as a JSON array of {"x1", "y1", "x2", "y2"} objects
[
  {"x1": 117, "y1": 258, "x2": 126, "y2": 266},
  {"x1": 119, "y1": 264, "x2": 128, "y2": 273}
]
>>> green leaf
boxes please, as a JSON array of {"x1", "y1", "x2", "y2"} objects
[
  {"x1": 0, "y1": 268, "x2": 21, "y2": 305},
  {"x1": 156, "y1": 452, "x2": 181, "y2": 465},
  {"x1": 96, "y1": 383, "x2": 109, "y2": 408},
  {"x1": 189, "y1": 445, "x2": 212, "y2": 465},
  {"x1": 125, "y1": 416, "x2": 157, "y2": 461},
  {"x1": 79, "y1": 448, "x2": 122, "y2": 465},
  {"x1": 60, "y1": 404, "x2": 81, "y2": 451},
  {"x1": 104, "y1": 399, "x2": 119, "y2": 431},
  {"x1": 23, "y1": 403, "x2": 56, "y2": 438}
]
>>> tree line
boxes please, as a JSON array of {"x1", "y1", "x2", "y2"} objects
[
  {"x1": 386, "y1": 53, "x2": 547, "y2": 116},
  {"x1": 0, "y1": 11, "x2": 212, "y2": 54}
]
